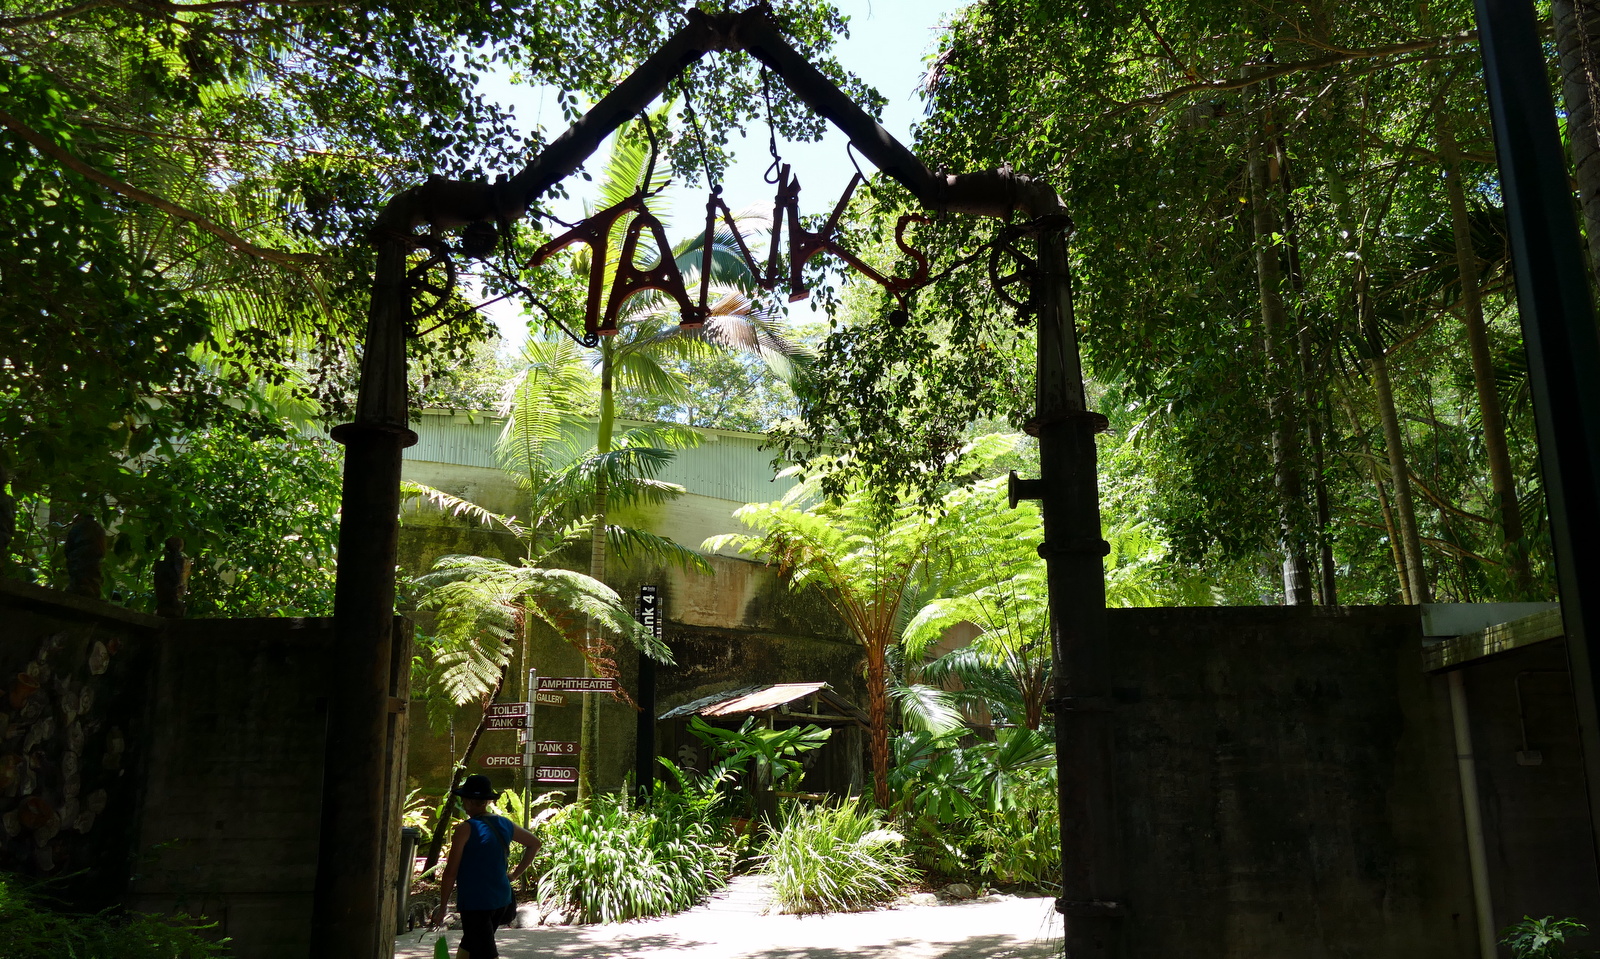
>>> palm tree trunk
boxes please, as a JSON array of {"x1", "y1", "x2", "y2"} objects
[
  {"x1": 579, "y1": 343, "x2": 618, "y2": 802},
  {"x1": 1437, "y1": 118, "x2": 1534, "y2": 595},
  {"x1": 1553, "y1": 0, "x2": 1600, "y2": 293},
  {"x1": 1248, "y1": 135, "x2": 1313, "y2": 604}
]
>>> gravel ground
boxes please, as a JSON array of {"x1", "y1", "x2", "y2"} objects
[{"x1": 395, "y1": 875, "x2": 1063, "y2": 959}]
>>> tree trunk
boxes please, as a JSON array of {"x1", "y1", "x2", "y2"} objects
[
  {"x1": 1367, "y1": 330, "x2": 1432, "y2": 604},
  {"x1": 865, "y1": 643, "x2": 890, "y2": 808},
  {"x1": 1275, "y1": 135, "x2": 1338, "y2": 605},
  {"x1": 1553, "y1": 0, "x2": 1600, "y2": 293},
  {"x1": 1374, "y1": 466, "x2": 1413, "y2": 605},
  {"x1": 1248, "y1": 135, "x2": 1314, "y2": 604},
  {"x1": 1437, "y1": 118, "x2": 1534, "y2": 595},
  {"x1": 1339, "y1": 391, "x2": 1413, "y2": 604},
  {"x1": 579, "y1": 342, "x2": 618, "y2": 802}
]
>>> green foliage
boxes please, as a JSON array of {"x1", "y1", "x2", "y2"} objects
[
  {"x1": 760, "y1": 799, "x2": 916, "y2": 915},
  {"x1": 1501, "y1": 917, "x2": 1593, "y2": 959},
  {"x1": 535, "y1": 792, "x2": 732, "y2": 924},
  {"x1": 0, "y1": 872, "x2": 229, "y2": 958},
  {"x1": 688, "y1": 716, "x2": 831, "y2": 791},
  {"x1": 888, "y1": 728, "x2": 1059, "y2": 884}
]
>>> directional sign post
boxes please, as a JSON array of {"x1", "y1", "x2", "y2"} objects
[{"x1": 538, "y1": 676, "x2": 618, "y2": 693}]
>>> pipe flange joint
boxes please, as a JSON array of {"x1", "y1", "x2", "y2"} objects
[
  {"x1": 1056, "y1": 898, "x2": 1127, "y2": 918},
  {"x1": 1038, "y1": 538, "x2": 1111, "y2": 558}
]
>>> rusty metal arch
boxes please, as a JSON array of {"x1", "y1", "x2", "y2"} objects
[{"x1": 313, "y1": 9, "x2": 1117, "y2": 957}]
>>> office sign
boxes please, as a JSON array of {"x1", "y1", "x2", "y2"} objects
[{"x1": 481, "y1": 754, "x2": 525, "y2": 768}]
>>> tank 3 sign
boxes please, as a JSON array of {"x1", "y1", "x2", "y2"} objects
[
  {"x1": 535, "y1": 740, "x2": 578, "y2": 757},
  {"x1": 537, "y1": 677, "x2": 618, "y2": 693}
]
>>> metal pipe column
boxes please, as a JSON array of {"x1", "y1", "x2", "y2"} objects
[
  {"x1": 1034, "y1": 225, "x2": 1123, "y2": 958},
  {"x1": 1472, "y1": 0, "x2": 1600, "y2": 860},
  {"x1": 310, "y1": 233, "x2": 416, "y2": 958}
]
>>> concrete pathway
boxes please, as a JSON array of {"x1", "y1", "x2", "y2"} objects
[{"x1": 396, "y1": 876, "x2": 1063, "y2": 959}]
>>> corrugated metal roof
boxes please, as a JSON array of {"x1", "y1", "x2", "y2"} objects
[
  {"x1": 658, "y1": 683, "x2": 867, "y2": 726},
  {"x1": 700, "y1": 682, "x2": 828, "y2": 716}
]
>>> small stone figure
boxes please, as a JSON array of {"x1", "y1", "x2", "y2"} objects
[
  {"x1": 153, "y1": 536, "x2": 191, "y2": 618},
  {"x1": 64, "y1": 513, "x2": 106, "y2": 599}
]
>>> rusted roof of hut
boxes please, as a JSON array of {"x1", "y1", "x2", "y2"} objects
[{"x1": 658, "y1": 683, "x2": 867, "y2": 726}]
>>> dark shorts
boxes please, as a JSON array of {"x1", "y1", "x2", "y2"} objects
[{"x1": 459, "y1": 901, "x2": 516, "y2": 958}]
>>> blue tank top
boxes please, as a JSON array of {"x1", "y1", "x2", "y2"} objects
[{"x1": 456, "y1": 815, "x2": 514, "y2": 911}]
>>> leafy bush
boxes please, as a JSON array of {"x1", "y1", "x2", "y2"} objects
[
  {"x1": 1502, "y1": 917, "x2": 1592, "y2": 959},
  {"x1": 889, "y1": 727, "x2": 1059, "y2": 883},
  {"x1": 760, "y1": 799, "x2": 916, "y2": 914},
  {"x1": 537, "y1": 791, "x2": 731, "y2": 924},
  {"x1": 0, "y1": 873, "x2": 229, "y2": 958}
]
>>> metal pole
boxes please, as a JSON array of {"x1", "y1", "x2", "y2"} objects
[
  {"x1": 310, "y1": 233, "x2": 416, "y2": 958},
  {"x1": 524, "y1": 669, "x2": 536, "y2": 819},
  {"x1": 1472, "y1": 0, "x2": 1600, "y2": 859},
  {"x1": 635, "y1": 585, "x2": 660, "y2": 798},
  {"x1": 1013, "y1": 223, "x2": 1122, "y2": 957}
]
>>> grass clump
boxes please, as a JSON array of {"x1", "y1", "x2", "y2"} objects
[
  {"x1": 0, "y1": 873, "x2": 228, "y2": 957},
  {"x1": 761, "y1": 799, "x2": 917, "y2": 914},
  {"x1": 537, "y1": 791, "x2": 731, "y2": 924}
]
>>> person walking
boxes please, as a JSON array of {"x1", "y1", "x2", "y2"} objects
[{"x1": 431, "y1": 775, "x2": 539, "y2": 959}]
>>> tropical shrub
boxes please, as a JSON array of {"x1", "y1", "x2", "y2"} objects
[
  {"x1": 537, "y1": 792, "x2": 731, "y2": 924},
  {"x1": 889, "y1": 727, "x2": 1059, "y2": 884},
  {"x1": 0, "y1": 873, "x2": 229, "y2": 958},
  {"x1": 1501, "y1": 917, "x2": 1592, "y2": 959},
  {"x1": 760, "y1": 799, "x2": 916, "y2": 915}
]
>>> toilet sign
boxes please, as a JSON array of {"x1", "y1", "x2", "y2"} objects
[{"x1": 486, "y1": 702, "x2": 528, "y2": 718}]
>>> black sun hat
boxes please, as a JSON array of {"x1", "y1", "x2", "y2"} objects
[{"x1": 451, "y1": 774, "x2": 500, "y2": 800}]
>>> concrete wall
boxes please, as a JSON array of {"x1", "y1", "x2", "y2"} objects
[
  {"x1": 0, "y1": 581, "x2": 160, "y2": 909},
  {"x1": 1454, "y1": 637, "x2": 1600, "y2": 933},
  {"x1": 126, "y1": 618, "x2": 334, "y2": 956},
  {"x1": 1, "y1": 583, "x2": 410, "y2": 959},
  {"x1": 1107, "y1": 606, "x2": 1480, "y2": 959}
]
